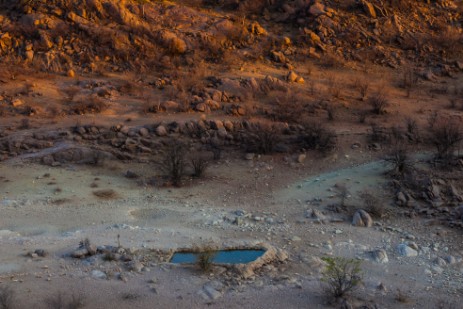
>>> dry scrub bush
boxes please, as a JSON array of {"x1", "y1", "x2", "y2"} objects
[
  {"x1": 92, "y1": 189, "x2": 117, "y2": 199},
  {"x1": 400, "y1": 67, "x2": 419, "y2": 98},
  {"x1": 162, "y1": 141, "x2": 187, "y2": 187},
  {"x1": 299, "y1": 122, "x2": 336, "y2": 153},
  {"x1": 360, "y1": 190, "x2": 389, "y2": 219},
  {"x1": 45, "y1": 291, "x2": 85, "y2": 309},
  {"x1": 368, "y1": 92, "x2": 389, "y2": 115},
  {"x1": 321, "y1": 257, "x2": 362, "y2": 299},
  {"x1": 429, "y1": 118, "x2": 463, "y2": 165},
  {"x1": 269, "y1": 91, "x2": 307, "y2": 124},
  {"x1": 196, "y1": 247, "x2": 216, "y2": 272},
  {"x1": 242, "y1": 124, "x2": 279, "y2": 154},
  {"x1": 190, "y1": 154, "x2": 209, "y2": 178},
  {"x1": 385, "y1": 147, "x2": 413, "y2": 179},
  {"x1": 326, "y1": 75, "x2": 342, "y2": 99},
  {"x1": 68, "y1": 97, "x2": 107, "y2": 115},
  {"x1": 353, "y1": 76, "x2": 370, "y2": 101}
]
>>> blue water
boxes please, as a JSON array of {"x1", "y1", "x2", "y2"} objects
[{"x1": 170, "y1": 249, "x2": 265, "y2": 264}]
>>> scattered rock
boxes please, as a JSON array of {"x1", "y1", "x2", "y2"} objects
[
  {"x1": 127, "y1": 261, "x2": 144, "y2": 272},
  {"x1": 200, "y1": 281, "x2": 224, "y2": 300},
  {"x1": 91, "y1": 270, "x2": 107, "y2": 280},
  {"x1": 139, "y1": 127, "x2": 149, "y2": 137},
  {"x1": 370, "y1": 249, "x2": 388, "y2": 263},
  {"x1": 72, "y1": 248, "x2": 89, "y2": 259},
  {"x1": 245, "y1": 153, "x2": 254, "y2": 160},
  {"x1": 352, "y1": 209, "x2": 373, "y2": 227},
  {"x1": 125, "y1": 170, "x2": 139, "y2": 179},
  {"x1": 397, "y1": 243, "x2": 418, "y2": 257},
  {"x1": 155, "y1": 125, "x2": 167, "y2": 136}
]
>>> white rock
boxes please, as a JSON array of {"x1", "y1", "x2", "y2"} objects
[
  {"x1": 91, "y1": 270, "x2": 107, "y2": 280},
  {"x1": 397, "y1": 244, "x2": 418, "y2": 257}
]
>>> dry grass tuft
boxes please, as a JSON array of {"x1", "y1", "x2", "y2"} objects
[{"x1": 92, "y1": 189, "x2": 118, "y2": 199}]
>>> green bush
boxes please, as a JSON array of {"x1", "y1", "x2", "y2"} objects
[{"x1": 321, "y1": 257, "x2": 362, "y2": 299}]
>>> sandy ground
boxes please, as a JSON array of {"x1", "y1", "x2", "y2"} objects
[{"x1": 1, "y1": 147, "x2": 462, "y2": 309}]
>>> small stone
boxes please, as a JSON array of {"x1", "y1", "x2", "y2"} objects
[
  {"x1": 155, "y1": 125, "x2": 167, "y2": 136},
  {"x1": 397, "y1": 243, "x2": 418, "y2": 257},
  {"x1": 245, "y1": 153, "x2": 254, "y2": 160},
  {"x1": 139, "y1": 127, "x2": 149, "y2": 137},
  {"x1": 34, "y1": 249, "x2": 48, "y2": 257},
  {"x1": 370, "y1": 249, "x2": 389, "y2": 263},
  {"x1": 67, "y1": 69, "x2": 75, "y2": 78},
  {"x1": 71, "y1": 248, "x2": 88, "y2": 259},
  {"x1": 91, "y1": 270, "x2": 107, "y2": 280}
]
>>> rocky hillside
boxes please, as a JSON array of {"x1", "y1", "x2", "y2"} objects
[{"x1": 0, "y1": 0, "x2": 462, "y2": 75}]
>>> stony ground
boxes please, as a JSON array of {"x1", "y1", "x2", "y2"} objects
[{"x1": 0, "y1": 145, "x2": 462, "y2": 308}]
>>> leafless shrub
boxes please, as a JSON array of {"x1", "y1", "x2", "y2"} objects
[
  {"x1": 326, "y1": 105, "x2": 336, "y2": 121},
  {"x1": 429, "y1": 118, "x2": 463, "y2": 164},
  {"x1": 360, "y1": 191, "x2": 388, "y2": 219},
  {"x1": 400, "y1": 67, "x2": 419, "y2": 98},
  {"x1": 0, "y1": 286, "x2": 15, "y2": 309},
  {"x1": 19, "y1": 118, "x2": 30, "y2": 129},
  {"x1": 368, "y1": 92, "x2": 389, "y2": 115},
  {"x1": 390, "y1": 125, "x2": 406, "y2": 145},
  {"x1": 427, "y1": 111, "x2": 438, "y2": 129},
  {"x1": 326, "y1": 75, "x2": 342, "y2": 99},
  {"x1": 243, "y1": 124, "x2": 279, "y2": 154},
  {"x1": 405, "y1": 117, "x2": 419, "y2": 142},
  {"x1": 69, "y1": 97, "x2": 108, "y2": 115},
  {"x1": 161, "y1": 141, "x2": 187, "y2": 187},
  {"x1": 190, "y1": 154, "x2": 209, "y2": 178},
  {"x1": 384, "y1": 146, "x2": 414, "y2": 179},
  {"x1": 45, "y1": 291, "x2": 85, "y2": 309},
  {"x1": 369, "y1": 124, "x2": 389, "y2": 143},
  {"x1": 358, "y1": 111, "x2": 367, "y2": 124},
  {"x1": 270, "y1": 91, "x2": 307, "y2": 123},
  {"x1": 353, "y1": 76, "x2": 370, "y2": 100},
  {"x1": 299, "y1": 121, "x2": 336, "y2": 153}
]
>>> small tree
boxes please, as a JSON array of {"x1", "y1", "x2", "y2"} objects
[
  {"x1": 321, "y1": 257, "x2": 362, "y2": 299},
  {"x1": 162, "y1": 141, "x2": 187, "y2": 187}
]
